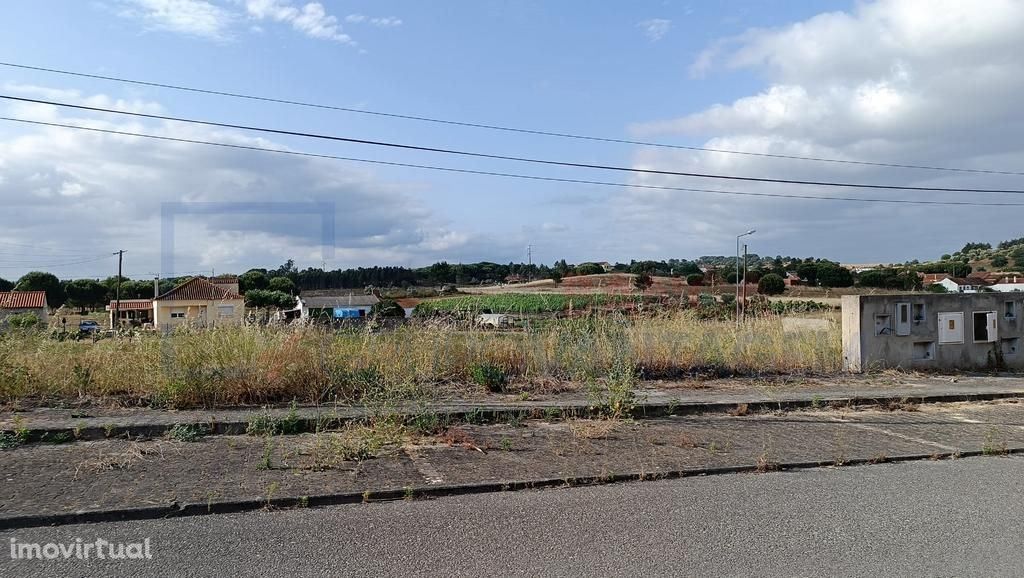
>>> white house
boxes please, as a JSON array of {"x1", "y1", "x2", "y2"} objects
[
  {"x1": 936, "y1": 277, "x2": 989, "y2": 293},
  {"x1": 294, "y1": 292, "x2": 380, "y2": 321},
  {"x1": 990, "y1": 275, "x2": 1024, "y2": 292}
]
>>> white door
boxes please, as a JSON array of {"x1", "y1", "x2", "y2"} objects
[
  {"x1": 895, "y1": 303, "x2": 911, "y2": 336},
  {"x1": 938, "y1": 312, "x2": 964, "y2": 344}
]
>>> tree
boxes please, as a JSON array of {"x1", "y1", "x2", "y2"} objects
[
  {"x1": 371, "y1": 299, "x2": 406, "y2": 318},
  {"x1": 268, "y1": 276, "x2": 296, "y2": 295},
  {"x1": 796, "y1": 262, "x2": 820, "y2": 286},
  {"x1": 1010, "y1": 246, "x2": 1024, "y2": 268},
  {"x1": 757, "y1": 273, "x2": 786, "y2": 295},
  {"x1": 15, "y1": 271, "x2": 64, "y2": 308},
  {"x1": 244, "y1": 289, "x2": 295, "y2": 309},
  {"x1": 991, "y1": 255, "x2": 1009, "y2": 268},
  {"x1": 574, "y1": 263, "x2": 604, "y2": 276},
  {"x1": 633, "y1": 271, "x2": 653, "y2": 292},
  {"x1": 549, "y1": 270, "x2": 562, "y2": 283},
  {"x1": 239, "y1": 269, "x2": 269, "y2": 292},
  {"x1": 686, "y1": 273, "x2": 704, "y2": 286},
  {"x1": 64, "y1": 279, "x2": 108, "y2": 312},
  {"x1": 815, "y1": 262, "x2": 854, "y2": 288},
  {"x1": 0, "y1": 277, "x2": 12, "y2": 292}
]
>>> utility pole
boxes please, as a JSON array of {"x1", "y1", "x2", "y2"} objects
[
  {"x1": 735, "y1": 230, "x2": 755, "y2": 326},
  {"x1": 113, "y1": 250, "x2": 125, "y2": 329},
  {"x1": 742, "y1": 243, "x2": 749, "y2": 322},
  {"x1": 527, "y1": 244, "x2": 533, "y2": 266}
]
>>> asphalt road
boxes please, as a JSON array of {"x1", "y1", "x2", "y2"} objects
[{"x1": 3, "y1": 456, "x2": 1023, "y2": 577}]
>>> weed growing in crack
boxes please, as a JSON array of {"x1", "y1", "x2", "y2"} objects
[
  {"x1": 0, "y1": 431, "x2": 21, "y2": 450},
  {"x1": 982, "y1": 428, "x2": 1008, "y2": 456},
  {"x1": 258, "y1": 437, "x2": 275, "y2": 470},
  {"x1": 167, "y1": 423, "x2": 208, "y2": 442}
]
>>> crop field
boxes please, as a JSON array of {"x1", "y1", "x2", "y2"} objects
[
  {"x1": 413, "y1": 293, "x2": 654, "y2": 315},
  {"x1": 0, "y1": 311, "x2": 841, "y2": 409}
]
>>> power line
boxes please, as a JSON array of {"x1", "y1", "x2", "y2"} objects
[
  {"x1": 0, "y1": 254, "x2": 114, "y2": 269},
  {"x1": 4, "y1": 116, "x2": 1024, "y2": 207},
  {"x1": 4, "y1": 94, "x2": 1024, "y2": 195},
  {"x1": 0, "y1": 240, "x2": 99, "y2": 254},
  {"x1": 2, "y1": 60, "x2": 1020, "y2": 177}
]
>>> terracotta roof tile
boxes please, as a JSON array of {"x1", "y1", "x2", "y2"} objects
[
  {"x1": 0, "y1": 291, "x2": 47, "y2": 309},
  {"x1": 155, "y1": 277, "x2": 243, "y2": 301}
]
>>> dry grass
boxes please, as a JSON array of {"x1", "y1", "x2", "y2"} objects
[
  {"x1": 567, "y1": 418, "x2": 621, "y2": 440},
  {"x1": 0, "y1": 311, "x2": 840, "y2": 409}
]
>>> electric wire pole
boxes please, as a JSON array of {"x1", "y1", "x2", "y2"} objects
[{"x1": 113, "y1": 250, "x2": 125, "y2": 329}]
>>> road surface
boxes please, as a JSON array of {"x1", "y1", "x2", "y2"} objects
[{"x1": 3, "y1": 456, "x2": 1022, "y2": 577}]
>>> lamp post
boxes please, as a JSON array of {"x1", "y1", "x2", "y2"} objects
[{"x1": 736, "y1": 229, "x2": 755, "y2": 325}]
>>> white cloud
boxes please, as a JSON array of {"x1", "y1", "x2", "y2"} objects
[
  {"x1": 117, "y1": 0, "x2": 234, "y2": 39},
  {"x1": 621, "y1": 0, "x2": 1024, "y2": 262},
  {"x1": 346, "y1": 14, "x2": 403, "y2": 28},
  {"x1": 0, "y1": 88, "x2": 487, "y2": 278},
  {"x1": 638, "y1": 18, "x2": 671, "y2": 42},
  {"x1": 244, "y1": 0, "x2": 354, "y2": 44}
]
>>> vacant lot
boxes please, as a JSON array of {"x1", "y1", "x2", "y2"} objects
[{"x1": 0, "y1": 312, "x2": 840, "y2": 409}]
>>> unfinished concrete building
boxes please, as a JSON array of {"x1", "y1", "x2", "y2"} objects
[{"x1": 842, "y1": 293, "x2": 1024, "y2": 372}]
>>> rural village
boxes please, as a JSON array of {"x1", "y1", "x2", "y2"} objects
[{"x1": 4, "y1": 1, "x2": 1024, "y2": 575}]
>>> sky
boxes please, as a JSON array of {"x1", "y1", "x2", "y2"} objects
[{"x1": 2, "y1": 0, "x2": 1024, "y2": 280}]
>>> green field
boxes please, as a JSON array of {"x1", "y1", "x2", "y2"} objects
[{"x1": 413, "y1": 293, "x2": 650, "y2": 315}]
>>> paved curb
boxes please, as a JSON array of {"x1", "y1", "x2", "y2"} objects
[
  {"x1": 1, "y1": 448, "x2": 1020, "y2": 530},
  {"x1": 4, "y1": 390, "x2": 1023, "y2": 445}
]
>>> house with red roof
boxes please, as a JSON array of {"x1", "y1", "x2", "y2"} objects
[
  {"x1": 153, "y1": 277, "x2": 245, "y2": 329},
  {"x1": 0, "y1": 291, "x2": 49, "y2": 327}
]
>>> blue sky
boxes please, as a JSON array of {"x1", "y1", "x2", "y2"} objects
[{"x1": 2, "y1": 0, "x2": 1023, "y2": 279}]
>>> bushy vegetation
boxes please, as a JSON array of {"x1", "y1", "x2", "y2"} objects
[
  {"x1": 757, "y1": 273, "x2": 785, "y2": 295},
  {"x1": 0, "y1": 312, "x2": 840, "y2": 408}
]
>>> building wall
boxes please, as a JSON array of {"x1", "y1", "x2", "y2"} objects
[
  {"x1": 0, "y1": 307, "x2": 48, "y2": 326},
  {"x1": 153, "y1": 299, "x2": 245, "y2": 329},
  {"x1": 842, "y1": 293, "x2": 1024, "y2": 372}
]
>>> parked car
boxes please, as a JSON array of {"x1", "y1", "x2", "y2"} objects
[{"x1": 78, "y1": 320, "x2": 101, "y2": 334}]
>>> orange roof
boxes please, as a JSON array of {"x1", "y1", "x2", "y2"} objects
[
  {"x1": 106, "y1": 299, "x2": 153, "y2": 311},
  {"x1": 0, "y1": 291, "x2": 47, "y2": 309},
  {"x1": 155, "y1": 277, "x2": 243, "y2": 301}
]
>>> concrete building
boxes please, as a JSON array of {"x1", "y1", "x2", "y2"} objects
[
  {"x1": 153, "y1": 277, "x2": 245, "y2": 330},
  {"x1": 294, "y1": 292, "x2": 379, "y2": 321},
  {"x1": 842, "y1": 293, "x2": 1024, "y2": 372},
  {"x1": 106, "y1": 299, "x2": 154, "y2": 328},
  {"x1": 0, "y1": 291, "x2": 48, "y2": 326}
]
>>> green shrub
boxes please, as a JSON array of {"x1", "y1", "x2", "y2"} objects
[
  {"x1": 758, "y1": 273, "x2": 786, "y2": 295},
  {"x1": 469, "y1": 362, "x2": 507, "y2": 393},
  {"x1": 6, "y1": 312, "x2": 41, "y2": 329},
  {"x1": 686, "y1": 273, "x2": 704, "y2": 286},
  {"x1": 371, "y1": 299, "x2": 405, "y2": 318},
  {"x1": 167, "y1": 423, "x2": 208, "y2": 442}
]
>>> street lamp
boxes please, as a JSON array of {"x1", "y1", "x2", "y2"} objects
[{"x1": 736, "y1": 229, "x2": 756, "y2": 325}]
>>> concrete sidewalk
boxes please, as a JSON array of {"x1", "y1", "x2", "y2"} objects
[
  {"x1": 2, "y1": 374, "x2": 1023, "y2": 442},
  {"x1": 1, "y1": 398, "x2": 1022, "y2": 529}
]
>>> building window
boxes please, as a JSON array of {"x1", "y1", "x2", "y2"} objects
[
  {"x1": 1005, "y1": 301, "x2": 1016, "y2": 320},
  {"x1": 973, "y1": 311, "x2": 997, "y2": 343},
  {"x1": 912, "y1": 303, "x2": 925, "y2": 322},
  {"x1": 170, "y1": 312, "x2": 186, "y2": 319},
  {"x1": 217, "y1": 305, "x2": 235, "y2": 318}
]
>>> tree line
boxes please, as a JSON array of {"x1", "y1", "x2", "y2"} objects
[{"x1": 4, "y1": 254, "x2": 964, "y2": 312}]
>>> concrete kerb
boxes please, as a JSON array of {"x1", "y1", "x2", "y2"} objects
[
  {"x1": 1, "y1": 449, "x2": 1020, "y2": 531},
  {"x1": 4, "y1": 391, "x2": 1024, "y2": 445}
]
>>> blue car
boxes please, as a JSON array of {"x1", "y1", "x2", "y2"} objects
[{"x1": 78, "y1": 320, "x2": 101, "y2": 334}]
